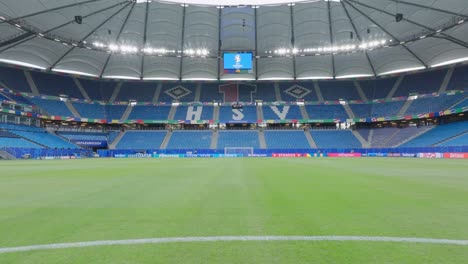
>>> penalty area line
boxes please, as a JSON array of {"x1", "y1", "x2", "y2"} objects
[{"x1": 0, "y1": 236, "x2": 467, "y2": 254}]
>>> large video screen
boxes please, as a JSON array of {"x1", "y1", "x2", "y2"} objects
[{"x1": 223, "y1": 52, "x2": 253, "y2": 73}]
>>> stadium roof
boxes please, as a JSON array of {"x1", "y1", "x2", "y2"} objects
[{"x1": 0, "y1": 0, "x2": 468, "y2": 80}]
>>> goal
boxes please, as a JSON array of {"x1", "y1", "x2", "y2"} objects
[{"x1": 224, "y1": 147, "x2": 253, "y2": 157}]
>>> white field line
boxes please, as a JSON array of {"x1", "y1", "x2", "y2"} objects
[{"x1": 1, "y1": 236, "x2": 467, "y2": 254}]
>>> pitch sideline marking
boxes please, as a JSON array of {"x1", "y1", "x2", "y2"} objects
[{"x1": 0, "y1": 236, "x2": 467, "y2": 254}]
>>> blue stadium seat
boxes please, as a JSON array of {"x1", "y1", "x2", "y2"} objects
[
  {"x1": 0, "y1": 93, "x2": 8, "y2": 102},
  {"x1": 363, "y1": 126, "x2": 435, "y2": 148},
  {"x1": 254, "y1": 83, "x2": 276, "y2": 102},
  {"x1": 199, "y1": 83, "x2": 220, "y2": 102},
  {"x1": 438, "y1": 133, "x2": 468, "y2": 146},
  {"x1": 311, "y1": 130, "x2": 361, "y2": 148},
  {"x1": 107, "y1": 131, "x2": 120, "y2": 144},
  {"x1": 349, "y1": 104, "x2": 373, "y2": 118},
  {"x1": 263, "y1": 105, "x2": 302, "y2": 120},
  {"x1": 219, "y1": 106, "x2": 257, "y2": 122},
  {"x1": 447, "y1": 65, "x2": 468, "y2": 91},
  {"x1": 159, "y1": 83, "x2": 196, "y2": 102},
  {"x1": 79, "y1": 79, "x2": 116, "y2": 101},
  {"x1": 105, "y1": 105, "x2": 127, "y2": 120},
  {"x1": 167, "y1": 131, "x2": 212, "y2": 149},
  {"x1": 386, "y1": 126, "x2": 434, "y2": 147},
  {"x1": 264, "y1": 130, "x2": 310, "y2": 149},
  {"x1": 58, "y1": 132, "x2": 108, "y2": 141},
  {"x1": 173, "y1": 105, "x2": 213, "y2": 121},
  {"x1": 14, "y1": 131, "x2": 78, "y2": 148},
  {"x1": 30, "y1": 71, "x2": 83, "y2": 99},
  {"x1": 401, "y1": 122, "x2": 468, "y2": 147},
  {"x1": 237, "y1": 84, "x2": 258, "y2": 102},
  {"x1": 369, "y1": 127, "x2": 399, "y2": 148},
  {"x1": 0, "y1": 66, "x2": 31, "y2": 93},
  {"x1": 29, "y1": 98, "x2": 73, "y2": 116},
  {"x1": 319, "y1": 81, "x2": 360, "y2": 101},
  {"x1": 279, "y1": 82, "x2": 318, "y2": 102},
  {"x1": 359, "y1": 77, "x2": 396, "y2": 100},
  {"x1": 128, "y1": 105, "x2": 171, "y2": 120},
  {"x1": 0, "y1": 137, "x2": 42, "y2": 148},
  {"x1": 395, "y1": 69, "x2": 446, "y2": 96},
  {"x1": 369, "y1": 101, "x2": 405, "y2": 117},
  {"x1": 452, "y1": 98, "x2": 467, "y2": 109},
  {"x1": 305, "y1": 105, "x2": 347, "y2": 119},
  {"x1": 0, "y1": 130, "x2": 19, "y2": 138},
  {"x1": 404, "y1": 94, "x2": 466, "y2": 115},
  {"x1": 357, "y1": 128, "x2": 371, "y2": 142},
  {"x1": 350, "y1": 101, "x2": 405, "y2": 118},
  {"x1": 116, "y1": 131, "x2": 167, "y2": 149},
  {"x1": 0, "y1": 89, "x2": 33, "y2": 105},
  {"x1": 1, "y1": 124, "x2": 79, "y2": 149},
  {"x1": 116, "y1": 82, "x2": 156, "y2": 102},
  {"x1": 0, "y1": 123, "x2": 44, "y2": 132},
  {"x1": 73, "y1": 102, "x2": 107, "y2": 119},
  {"x1": 217, "y1": 131, "x2": 260, "y2": 148}
]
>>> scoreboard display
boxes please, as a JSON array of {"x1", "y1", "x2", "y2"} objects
[{"x1": 223, "y1": 52, "x2": 253, "y2": 73}]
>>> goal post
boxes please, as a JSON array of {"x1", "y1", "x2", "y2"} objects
[{"x1": 224, "y1": 147, "x2": 253, "y2": 157}]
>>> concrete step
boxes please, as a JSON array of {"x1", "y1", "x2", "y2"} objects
[
  {"x1": 109, "y1": 130, "x2": 126, "y2": 149},
  {"x1": 258, "y1": 130, "x2": 267, "y2": 149},
  {"x1": 210, "y1": 130, "x2": 218, "y2": 149},
  {"x1": 304, "y1": 130, "x2": 317, "y2": 148}
]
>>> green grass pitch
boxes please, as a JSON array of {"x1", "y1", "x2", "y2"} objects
[{"x1": 0, "y1": 158, "x2": 467, "y2": 263}]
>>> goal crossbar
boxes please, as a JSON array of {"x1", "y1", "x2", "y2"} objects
[{"x1": 224, "y1": 147, "x2": 253, "y2": 157}]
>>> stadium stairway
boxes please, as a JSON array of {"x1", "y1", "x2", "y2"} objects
[
  {"x1": 385, "y1": 129, "x2": 402, "y2": 147},
  {"x1": 343, "y1": 104, "x2": 356, "y2": 119},
  {"x1": 9, "y1": 133, "x2": 48, "y2": 149},
  {"x1": 299, "y1": 105, "x2": 309, "y2": 119},
  {"x1": 304, "y1": 129, "x2": 317, "y2": 148},
  {"x1": 258, "y1": 130, "x2": 267, "y2": 149},
  {"x1": 65, "y1": 100, "x2": 81, "y2": 117},
  {"x1": 274, "y1": 83, "x2": 282, "y2": 101},
  {"x1": 0, "y1": 91, "x2": 15, "y2": 102},
  {"x1": 256, "y1": 105, "x2": 264, "y2": 120},
  {"x1": 352, "y1": 130, "x2": 370, "y2": 148},
  {"x1": 439, "y1": 67, "x2": 454, "y2": 93},
  {"x1": 386, "y1": 76, "x2": 404, "y2": 99},
  {"x1": 152, "y1": 83, "x2": 162, "y2": 103},
  {"x1": 397, "y1": 99, "x2": 413, "y2": 116},
  {"x1": 0, "y1": 150, "x2": 15, "y2": 160},
  {"x1": 73, "y1": 78, "x2": 91, "y2": 101},
  {"x1": 213, "y1": 105, "x2": 220, "y2": 121},
  {"x1": 108, "y1": 130, "x2": 126, "y2": 149},
  {"x1": 449, "y1": 96, "x2": 467, "y2": 109},
  {"x1": 395, "y1": 126, "x2": 436, "y2": 147},
  {"x1": 313, "y1": 81, "x2": 324, "y2": 102},
  {"x1": 24, "y1": 71, "x2": 40, "y2": 96},
  {"x1": 120, "y1": 104, "x2": 133, "y2": 120},
  {"x1": 310, "y1": 130, "x2": 361, "y2": 149},
  {"x1": 367, "y1": 129, "x2": 374, "y2": 144},
  {"x1": 210, "y1": 130, "x2": 218, "y2": 149},
  {"x1": 168, "y1": 105, "x2": 177, "y2": 120},
  {"x1": 52, "y1": 131, "x2": 81, "y2": 147},
  {"x1": 354, "y1": 81, "x2": 368, "y2": 102},
  {"x1": 0, "y1": 80, "x2": 8, "y2": 90},
  {"x1": 433, "y1": 131, "x2": 468, "y2": 146},
  {"x1": 194, "y1": 83, "x2": 202, "y2": 102},
  {"x1": 108, "y1": 83, "x2": 122, "y2": 103},
  {"x1": 160, "y1": 130, "x2": 173, "y2": 149}
]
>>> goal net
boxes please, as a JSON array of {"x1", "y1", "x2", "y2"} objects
[{"x1": 224, "y1": 147, "x2": 253, "y2": 157}]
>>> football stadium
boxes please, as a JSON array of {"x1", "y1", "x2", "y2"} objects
[{"x1": 0, "y1": 0, "x2": 467, "y2": 263}]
